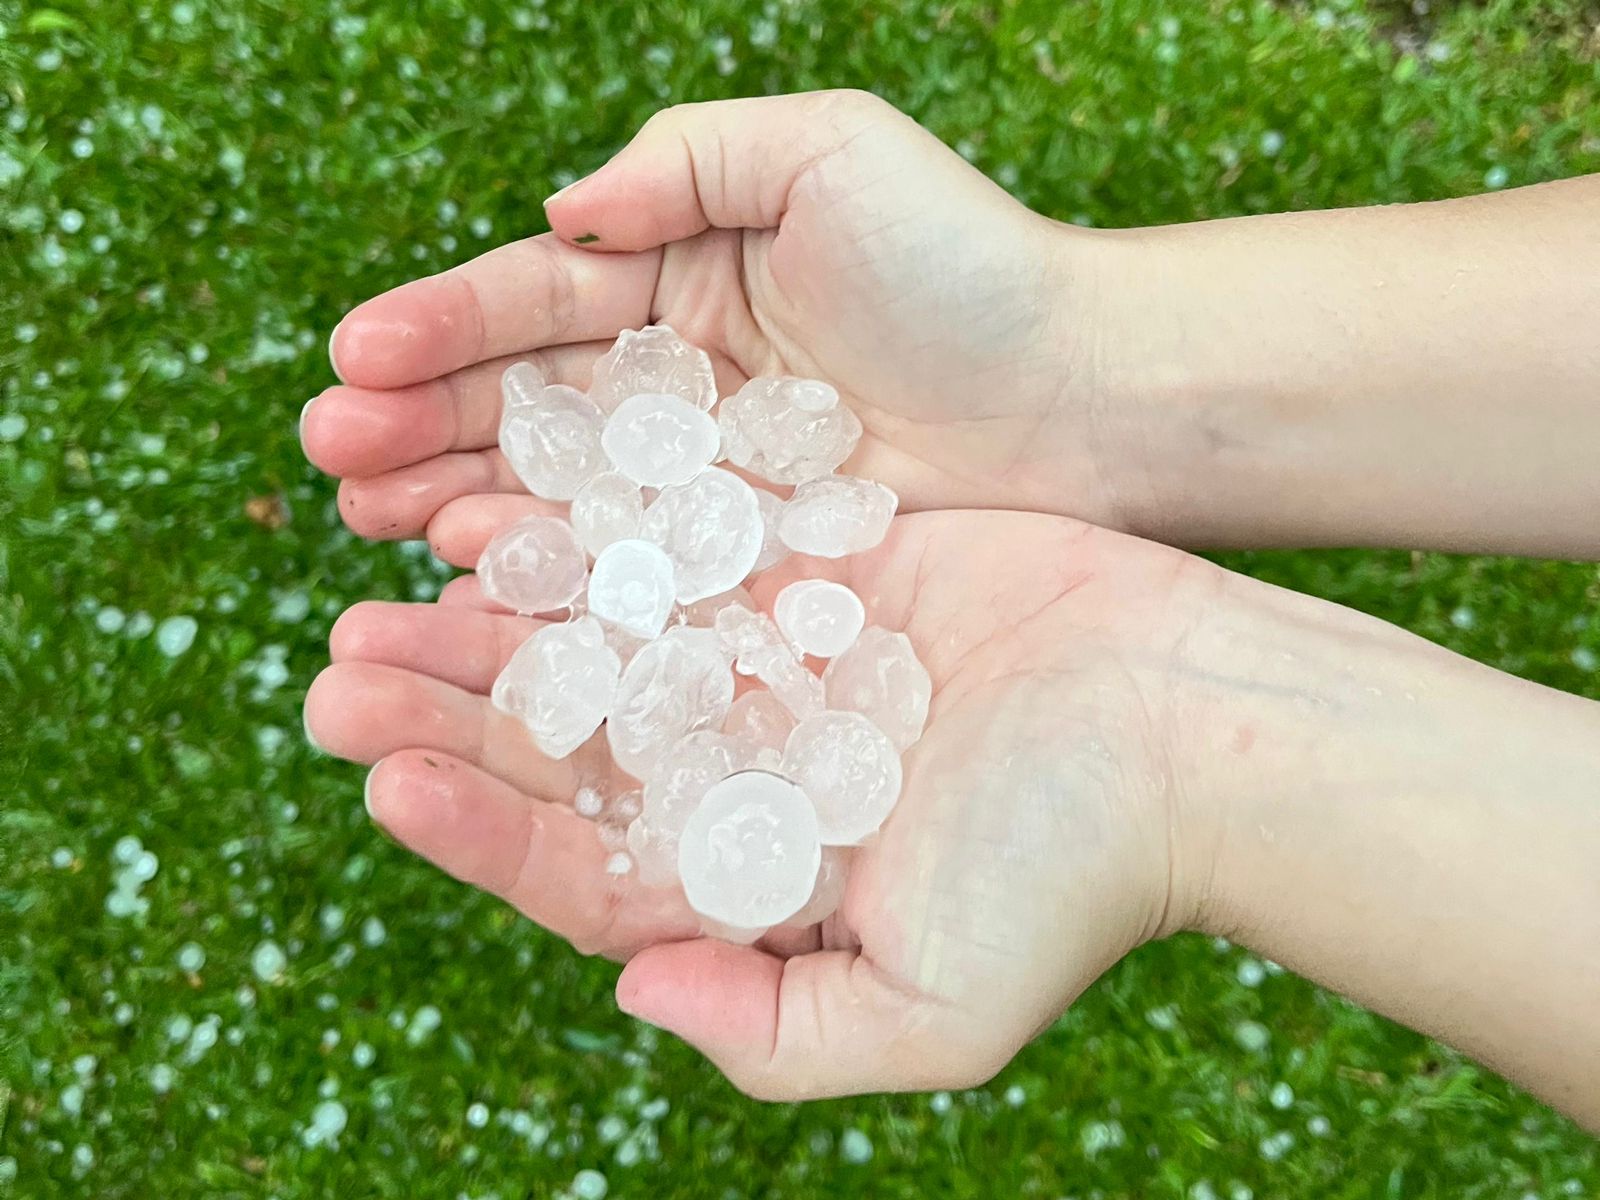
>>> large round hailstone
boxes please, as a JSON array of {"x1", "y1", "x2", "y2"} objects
[
  {"x1": 780, "y1": 711, "x2": 903, "y2": 845},
  {"x1": 606, "y1": 626, "x2": 734, "y2": 780},
  {"x1": 716, "y1": 376, "x2": 863, "y2": 485},
  {"x1": 642, "y1": 729, "x2": 762, "y2": 836},
  {"x1": 639, "y1": 468, "x2": 765, "y2": 602},
  {"x1": 490, "y1": 616, "x2": 621, "y2": 759},
  {"x1": 498, "y1": 368, "x2": 608, "y2": 500},
  {"x1": 677, "y1": 771, "x2": 822, "y2": 928},
  {"x1": 772, "y1": 579, "x2": 866, "y2": 658},
  {"x1": 821, "y1": 626, "x2": 932, "y2": 751},
  {"x1": 476, "y1": 515, "x2": 588, "y2": 615},
  {"x1": 778, "y1": 475, "x2": 897, "y2": 557},
  {"x1": 601, "y1": 393, "x2": 720, "y2": 488},
  {"x1": 587, "y1": 539, "x2": 676, "y2": 639},
  {"x1": 588, "y1": 324, "x2": 717, "y2": 415}
]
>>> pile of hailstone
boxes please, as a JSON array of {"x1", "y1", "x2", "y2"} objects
[{"x1": 483, "y1": 326, "x2": 931, "y2": 940}]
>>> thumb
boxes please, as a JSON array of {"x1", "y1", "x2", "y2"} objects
[
  {"x1": 616, "y1": 938, "x2": 995, "y2": 1100},
  {"x1": 543, "y1": 90, "x2": 898, "y2": 252}
]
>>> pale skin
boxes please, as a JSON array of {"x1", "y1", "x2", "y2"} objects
[{"x1": 300, "y1": 92, "x2": 1600, "y2": 1127}]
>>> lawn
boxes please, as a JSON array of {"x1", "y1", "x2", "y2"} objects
[{"x1": 3, "y1": 0, "x2": 1599, "y2": 1196}]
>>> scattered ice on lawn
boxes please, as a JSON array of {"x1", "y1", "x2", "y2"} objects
[
  {"x1": 571, "y1": 1168, "x2": 610, "y2": 1200},
  {"x1": 477, "y1": 515, "x2": 588, "y2": 615},
  {"x1": 301, "y1": 1099, "x2": 348, "y2": 1149},
  {"x1": 601, "y1": 393, "x2": 720, "y2": 487},
  {"x1": 750, "y1": 488, "x2": 790, "y2": 572},
  {"x1": 643, "y1": 730, "x2": 761, "y2": 836},
  {"x1": 588, "y1": 324, "x2": 716, "y2": 415},
  {"x1": 839, "y1": 1128, "x2": 874, "y2": 1164},
  {"x1": 822, "y1": 626, "x2": 931, "y2": 751},
  {"x1": 492, "y1": 616, "x2": 621, "y2": 758},
  {"x1": 677, "y1": 771, "x2": 821, "y2": 927},
  {"x1": 156, "y1": 615, "x2": 199, "y2": 657},
  {"x1": 606, "y1": 626, "x2": 733, "y2": 779},
  {"x1": 778, "y1": 475, "x2": 896, "y2": 557},
  {"x1": 587, "y1": 539, "x2": 676, "y2": 639},
  {"x1": 773, "y1": 579, "x2": 865, "y2": 658},
  {"x1": 499, "y1": 363, "x2": 607, "y2": 500},
  {"x1": 782, "y1": 711, "x2": 903, "y2": 845},
  {"x1": 571, "y1": 471, "x2": 643, "y2": 557},
  {"x1": 717, "y1": 376, "x2": 862, "y2": 484},
  {"x1": 639, "y1": 468, "x2": 764, "y2": 603},
  {"x1": 149, "y1": 1064, "x2": 176, "y2": 1094},
  {"x1": 176, "y1": 942, "x2": 205, "y2": 972},
  {"x1": 251, "y1": 940, "x2": 287, "y2": 982},
  {"x1": 466, "y1": 1102, "x2": 490, "y2": 1128}
]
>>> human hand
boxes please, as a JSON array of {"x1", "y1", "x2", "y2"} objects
[
  {"x1": 305, "y1": 504, "x2": 1226, "y2": 1098},
  {"x1": 300, "y1": 91, "x2": 1144, "y2": 543}
]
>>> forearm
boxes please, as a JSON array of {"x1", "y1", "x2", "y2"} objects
[
  {"x1": 1086, "y1": 176, "x2": 1600, "y2": 557},
  {"x1": 1183, "y1": 581, "x2": 1600, "y2": 1126}
]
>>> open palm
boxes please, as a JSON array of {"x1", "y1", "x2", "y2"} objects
[
  {"x1": 306, "y1": 503, "x2": 1219, "y2": 1098},
  {"x1": 301, "y1": 92, "x2": 1120, "y2": 547}
]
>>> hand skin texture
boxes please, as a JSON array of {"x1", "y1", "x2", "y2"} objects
[
  {"x1": 300, "y1": 91, "x2": 1600, "y2": 1125},
  {"x1": 305, "y1": 505, "x2": 1600, "y2": 1126},
  {"x1": 301, "y1": 90, "x2": 1600, "y2": 558}
]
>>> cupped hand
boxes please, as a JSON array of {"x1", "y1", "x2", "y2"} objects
[
  {"x1": 301, "y1": 91, "x2": 1133, "y2": 544},
  {"x1": 305, "y1": 504, "x2": 1227, "y2": 1099}
]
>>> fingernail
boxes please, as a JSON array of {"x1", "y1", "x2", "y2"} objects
[
  {"x1": 302, "y1": 707, "x2": 325, "y2": 754},
  {"x1": 328, "y1": 321, "x2": 348, "y2": 384},
  {"x1": 544, "y1": 172, "x2": 592, "y2": 206},
  {"x1": 298, "y1": 395, "x2": 317, "y2": 440},
  {"x1": 363, "y1": 764, "x2": 379, "y2": 818}
]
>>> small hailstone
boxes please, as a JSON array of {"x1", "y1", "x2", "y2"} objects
[
  {"x1": 640, "y1": 468, "x2": 764, "y2": 602},
  {"x1": 492, "y1": 616, "x2": 621, "y2": 759},
  {"x1": 643, "y1": 730, "x2": 762, "y2": 836},
  {"x1": 466, "y1": 1102, "x2": 490, "y2": 1128},
  {"x1": 156, "y1": 615, "x2": 199, "y2": 657},
  {"x1": 587, "y1": 539, "x2": 677, "y2": 639},
  {"x1": 750, "y1": 489, "x2": 790, "y2": 572},
  {"x1": 498, "y1": 364, "x2": 607, "y2": 500},
  {"x1": 839, "y1": 1128, "x2": 874, "y2": 1164},
  {"x1": 176, "y1": 942, "x2": 206, "y2": 972},
  {"x1": 574, "y1": 786, "x2": 604, "y2": 819},
  {"x1": 713, "y1": 605, "x2": 787, "y2": 676},
  {"x1": 773, "y1": 579, "x2": 865, "y2": 658},
  {"x1": 601, "y1": 393, "x2": 720, "y2": 487},
  {"x1": 822, "y1": 626, "x2": 931, "y2": 751},
  {"x1": 779, "y1": 475, "x2": 897, "y2": 557},
  {"x1": 606, "y1": 625, "x2": 734, "y2": 779},
  {"x1": 722, "y1": 690, "x2": 797, "y2": 752},
  {"x1": 716, "y1": 376, "x2": 862, "y2": 484},
  {"x1": 625, "y1": 815, "x2": 680, "y2": 888},
  {"x1": 786, "y1": 846, "x2": 848, "y2": 926},
  {"x1": 589, "y1": 325, "x2": 716, "y2": 414},
  {"x1": 570, "y1": 1168, "x2": 610, "y2": 1200},
  {"x1": 605, "y1": 788, "x2": 643, "y2": 824},
  {"x1": 476, "y1": 515, "x2": 588, "y2": 615},
  {"x1": 677, "y1": 771, "x2": 821, "y2": 928},
  {"x1": 604, "y1": 852, "x2": 633, "y2": 876},
  {"x1": 782, "y1": 711, "x2": 903, "y2": 845},
  {"x1": 679, "y1": 586, "x2": 754, "y2": 628},
  {"x1": 570, "y1": 471, "x2": 643, "y2": 557}
]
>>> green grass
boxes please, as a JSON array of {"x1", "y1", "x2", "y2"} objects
[{"x1": 4, "y1": 0, "x2": 1599, "y2": 1195}]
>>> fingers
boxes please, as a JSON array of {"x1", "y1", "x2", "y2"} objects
[
  {"x1": 426, "y1": 494, "x2": 553, "y2": 567},
  {"x1": 437, "y1": 574, "x2": 511, "y2": 611},
  {"x1": 329, "y1": 233, "x2": 662, "y2": 389},
  {"x1": 616, "y1": 940, "x2": 983, "y2": 1100},
  {"x1": 336, "y1": 449, "x2": 548, "y2": 541},
  {"x1": 304, "y1": 660, "x2": 579, "y2": 800},
  {"x1": 302, "y1": 343, "x2": 609, "y2": 479},
  {"x1": 544, "y1": 90, "x2": 898, "y2": 253},
  {"x1": 366, "y1": 750, "x2": 700, "y2": 958},
  {"x1": 330, "y1": 601, "x2": 539, "y2": 694}
]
